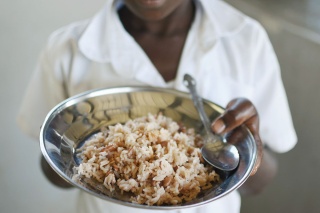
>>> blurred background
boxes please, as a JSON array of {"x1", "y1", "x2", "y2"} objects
[{"x1": 0, "y1": 0, "x2": 319, "y2": 212}]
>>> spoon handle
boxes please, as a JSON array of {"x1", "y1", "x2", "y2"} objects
[
  {"x1": 183, "y1": 74, "x2": 239, "y2": 171},
  {"x1": 183, "y1": 74, "x2": 214, "y2": 136}
]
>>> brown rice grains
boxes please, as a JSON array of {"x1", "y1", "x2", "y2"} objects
[{"x1": 74, "y1": 113, "x2": 219, "y2": 206}]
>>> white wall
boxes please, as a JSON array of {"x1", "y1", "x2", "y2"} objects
[{"x1": 0, "y1": 1, "x2": 104, "y2": 213}]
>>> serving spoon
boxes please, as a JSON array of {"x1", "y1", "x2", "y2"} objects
[{"x1": 183, "y1": 74, "x2": 240, "y2": 171}]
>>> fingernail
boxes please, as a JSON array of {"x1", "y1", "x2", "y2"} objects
[{"x1": 213, "y1": 119, "x2": 225, "y2": 134}]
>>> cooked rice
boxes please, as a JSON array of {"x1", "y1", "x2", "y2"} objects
[{"x1": 74, "y1": 113, "x2": 220, "y2": 206}]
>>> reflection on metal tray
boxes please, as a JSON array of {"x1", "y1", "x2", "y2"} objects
[{"x1": 40, "y1": 86, "x2": 257, "y2": 210}]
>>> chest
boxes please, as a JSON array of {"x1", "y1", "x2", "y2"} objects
[
  {"x1": 68, "y1": 37, "x2": 255, "y2": 107},
  {"x1": 132, "y1": 33, "x2": 188, "y2": 82}
]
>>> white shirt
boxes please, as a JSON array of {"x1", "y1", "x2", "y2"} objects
[{"x1": 18, "y1": 0, "x2": 297, "y2": 212}]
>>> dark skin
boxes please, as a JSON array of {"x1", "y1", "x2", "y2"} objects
[
  {"x1": 119, "y1": 0, "x2": 194, "y2": 81},
  {"x1": 41, "y1": 0, "x2": 277, "y2": 196}
]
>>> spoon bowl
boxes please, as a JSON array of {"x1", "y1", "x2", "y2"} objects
[{"x1": 183, "y1": 74, "x2": 240, "y2": 171}]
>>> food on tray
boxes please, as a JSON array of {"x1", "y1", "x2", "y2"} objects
[{"x1": 73, "y1": 113, "x2": 220, "y2": 206}]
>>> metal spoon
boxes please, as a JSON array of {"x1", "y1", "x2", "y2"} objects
[{"x1": 183, "y1": 74, "x2": 240, "y2": 171}]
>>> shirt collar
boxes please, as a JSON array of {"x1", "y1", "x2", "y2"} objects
[
  {"x1": 78, "y1": 0, "x2": 127, "y2": 63},
  {"x1": 78, "y1": 0, "x2": 248, "y2": 63},
  {"x1": 201, "y1": 0, "x2": 248, "y2": 36}
]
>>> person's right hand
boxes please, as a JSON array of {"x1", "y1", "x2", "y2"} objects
[{"x1": 210, "y1": 98, "x2": 263, "y2": 176}]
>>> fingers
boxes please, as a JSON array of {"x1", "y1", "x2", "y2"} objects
[
  {"x1": 211, "y1": 98, "x2": 263, "y2": 176},
  {"x1": 211, "y1": 98, "x2": 258, "y2": 134}
]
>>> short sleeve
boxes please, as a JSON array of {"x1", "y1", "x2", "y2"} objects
[
  {"x1": 250, "y1": 23, "x2": 297, "y2": 153},
  {"x1": 17, "y1": 40, "x2": 68, "y2": 140}
]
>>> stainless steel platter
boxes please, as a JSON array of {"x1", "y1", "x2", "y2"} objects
[{"x1": 40, "y1": 86, "x2": 257, "y2": 210}]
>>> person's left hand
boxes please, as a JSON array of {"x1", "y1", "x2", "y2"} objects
[{"x1": 210, "y1": 98, "x2": 263, "y2": 175}]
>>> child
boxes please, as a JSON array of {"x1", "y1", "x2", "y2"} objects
[{"x1": 18, "y1": 0, "x2": 297, "y2": 212}]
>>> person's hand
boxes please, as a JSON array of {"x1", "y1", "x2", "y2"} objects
[{"x1": 211, "y1": 98, "x2": 263, "y2": 176}]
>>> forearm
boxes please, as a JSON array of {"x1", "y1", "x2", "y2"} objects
[
  {"x1": 40, "y1": 155, "x2": 73, "y2": 188},
  {"x1": 238, "y1": 147, "x2": 278, "y2": 196}
]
